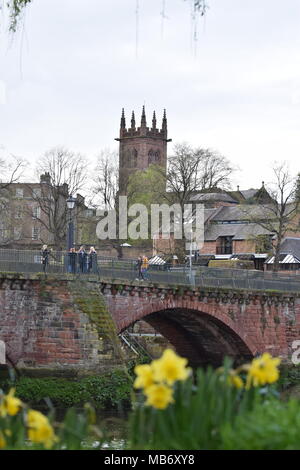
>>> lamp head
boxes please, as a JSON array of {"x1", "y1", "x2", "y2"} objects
[{"x1": 67, "y1": 196, "x2": 76, "y2": 210}]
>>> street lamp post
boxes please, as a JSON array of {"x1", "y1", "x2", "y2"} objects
[{"x1": 66, "y1": 196, "x2": 76, "y2": 251}]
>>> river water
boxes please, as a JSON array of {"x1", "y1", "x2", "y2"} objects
[{"x1": 52, "y1": 408, "x2": 128, "y2": 450}]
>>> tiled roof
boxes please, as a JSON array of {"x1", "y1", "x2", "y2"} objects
[
  {"x1": 209, "y1": 205, "x2": 271, "y2": 222},
  {"x1": 191, "y1": 192, "x2": 237, "y2": 203},
  {"x1": 279, "y1": 237, "x2": 300, "y2": 260},
  {"x1": 240, "y1": 189, "x2": 259, "y2": 199},
  {"x1": 205, "y1": 222, "x2": 272, "y2": 241}
]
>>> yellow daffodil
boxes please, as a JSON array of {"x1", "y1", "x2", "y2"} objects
[
  {"x1": 217, "y1": 366, "x2": 244, "y2": 389},
  {"x1": 144, "y1": 383, "x2": 174, "y2": 410},
  {"x1": 27, "y1": 409, "x2": 58, "y2": 449},
  {"x1": 0, "y1": 432, "x2": 6, "y2": 449},
  {"x1": 134, "y1": 364, "x2": 154, "y2": 390},
  {"x1": 246, "y1": 353, "x2": 281, "y2": 389},
  {"x1": 228, "y1": 372, "x2": 244, "y2": 389},
  {"x1": 0, "y1": 388, "x2": 22, "y2": 417},
  {"x1": 152, "y1": 349, "x2": 191, "y2": 385}
]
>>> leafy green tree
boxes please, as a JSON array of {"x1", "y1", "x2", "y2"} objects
[{"x1": 127, "y1": 164, "x2": 166, "y2": 209}]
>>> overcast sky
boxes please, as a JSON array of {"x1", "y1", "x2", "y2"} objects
[{"x1": 1, "y1": 0, "x2": 300, "y2": 189}]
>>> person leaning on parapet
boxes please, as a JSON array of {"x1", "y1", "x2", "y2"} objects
[
  {"x1": 68, "y1": 247, "x2": 77, "y2": 274},
  {"x1": 77, "y1": 245, "x2": 87, "y2": 274},
  {"x1": 41, "y1": 244, "x2": 51, "y2": 273},
  {"x1": 88, "y1": 246, "x2": 99, "y2": 274}
]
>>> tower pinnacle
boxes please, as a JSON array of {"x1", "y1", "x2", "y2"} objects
[
  {"x1": 152, "y1": 111, "x2": 157, "y2": 130},
  {"x1": 141, "y1": 105, "x2": 147, "y2": 128},
  {"x1": 131, "y1": 111, "x2": 136, "y2": 129},
  {"x1": 120, "y1": 108, "x2": 126, "y2": 129},
  {"x1": 162, "y1": 109, "x2": 167, "y2": 132}
]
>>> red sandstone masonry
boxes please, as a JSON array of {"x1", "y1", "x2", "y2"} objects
[
  {"x1": 103, "y1": 281, "x2": 300, "y2": 365},
  {"x1": 0, "y1": 277, "x2": 114, "y2": 372},
  {"x1": 1, "y1": 276, "x2": 300, "y2": 370}
]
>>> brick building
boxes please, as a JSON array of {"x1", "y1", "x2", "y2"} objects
[
  {"x1": 153, "y1": 186, "x2": 300, "y2": 270},
  {"x1": 0, "y1": 173, "x2": 95, "y2": 250}
]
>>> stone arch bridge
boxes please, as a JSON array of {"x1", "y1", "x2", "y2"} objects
[{"x1": 0, "y1": 274, "x2": 299, "y2": 373}]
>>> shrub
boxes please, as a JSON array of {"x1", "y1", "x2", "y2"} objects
[{"x1": 0, "y1": 369, "x2": 132, "y2": 410}]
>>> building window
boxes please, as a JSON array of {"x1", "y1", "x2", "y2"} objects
[
  {"x1": 148, "y1": 149, "x2": 160, "y2": 165},
  {"x1": 32, "y1": 188, "x2": 41, "y2": 198},
  {"x1": 32, "y1": 206, "x2": 41, "y2": 219},
  {"x1": 32, "y1": 226, "x2": 40, "y2": 240},
  {"x1": 216, "y1": 236, "x2": 233, "y2": 255},
  {"x1": 0, "y1": 229, "x2": 8, "y2": 241},
  {"x1": 14, "y1": 227, "x2": 22, "y2": 240},
  {"x1": 16, "y1": 188, "x2": 24, "y2": 198},
  {"x1": 148, "y1": 149, "x2": 154, "y2": 164},
  {"x1": 85, "y1": 209, "x2": 94, "y2": 217}
]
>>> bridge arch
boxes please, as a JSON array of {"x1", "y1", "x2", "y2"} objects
[{"x1": 118, "y1": 304, "x2": 256, "y2": 367}]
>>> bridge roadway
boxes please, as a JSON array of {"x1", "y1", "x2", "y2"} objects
[{"x1": 0, "y1": 248, "x2": 300, "y2": 293}]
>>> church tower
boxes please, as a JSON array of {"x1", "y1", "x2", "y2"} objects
[{"x1": 115, "y1": 106, "x2": 172, "y2": 194}]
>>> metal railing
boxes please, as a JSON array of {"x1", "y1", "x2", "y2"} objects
[
  {"x1": 0, "y1": 249, "x2": 300, "y2": 293},
  {"x1": 119, "y1": 331, "x2": 153, "y2": 360}
]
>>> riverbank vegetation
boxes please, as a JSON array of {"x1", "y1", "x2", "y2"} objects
[{"x1": 0, "y1": 369, "x2": 132, "y2": 410}]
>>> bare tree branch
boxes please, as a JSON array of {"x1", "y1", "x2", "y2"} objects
[
  {"x1": 92, "y1": 149, "x2": 118, "y2": 210},
  {"x1": 242, "y1": 162, "x2": 300, "y2": 271},
  {"x1": 24, "y1": 147, "x2": 88, "y2": 250}
]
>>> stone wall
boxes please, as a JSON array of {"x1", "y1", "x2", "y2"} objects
[
  {"x1": 0, "y1": 275, "x2": 125, "y2": 376},
  {"x1": 1, "y1": 274, "x2": 300, "y2": 373}
]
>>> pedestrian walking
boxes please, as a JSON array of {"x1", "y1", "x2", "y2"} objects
[
  {"x1": 141, "y1": 255, "x2": 149, "y2": 280},
  {"x1": 41, "y1": 245, "x2": 51, "y2": 273},
  {"x1": 88, "y1": 247, "x2": 99, "y2": 274},
  {"x1": 68, "y1": 247, "x2": 77, "y2": 274},
  {"x1": 136, "y1": 255, "x2": 144, "y2": 280},
  {"x1": 78, "y1": 246, "x2": 87, "y2": 274}
]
